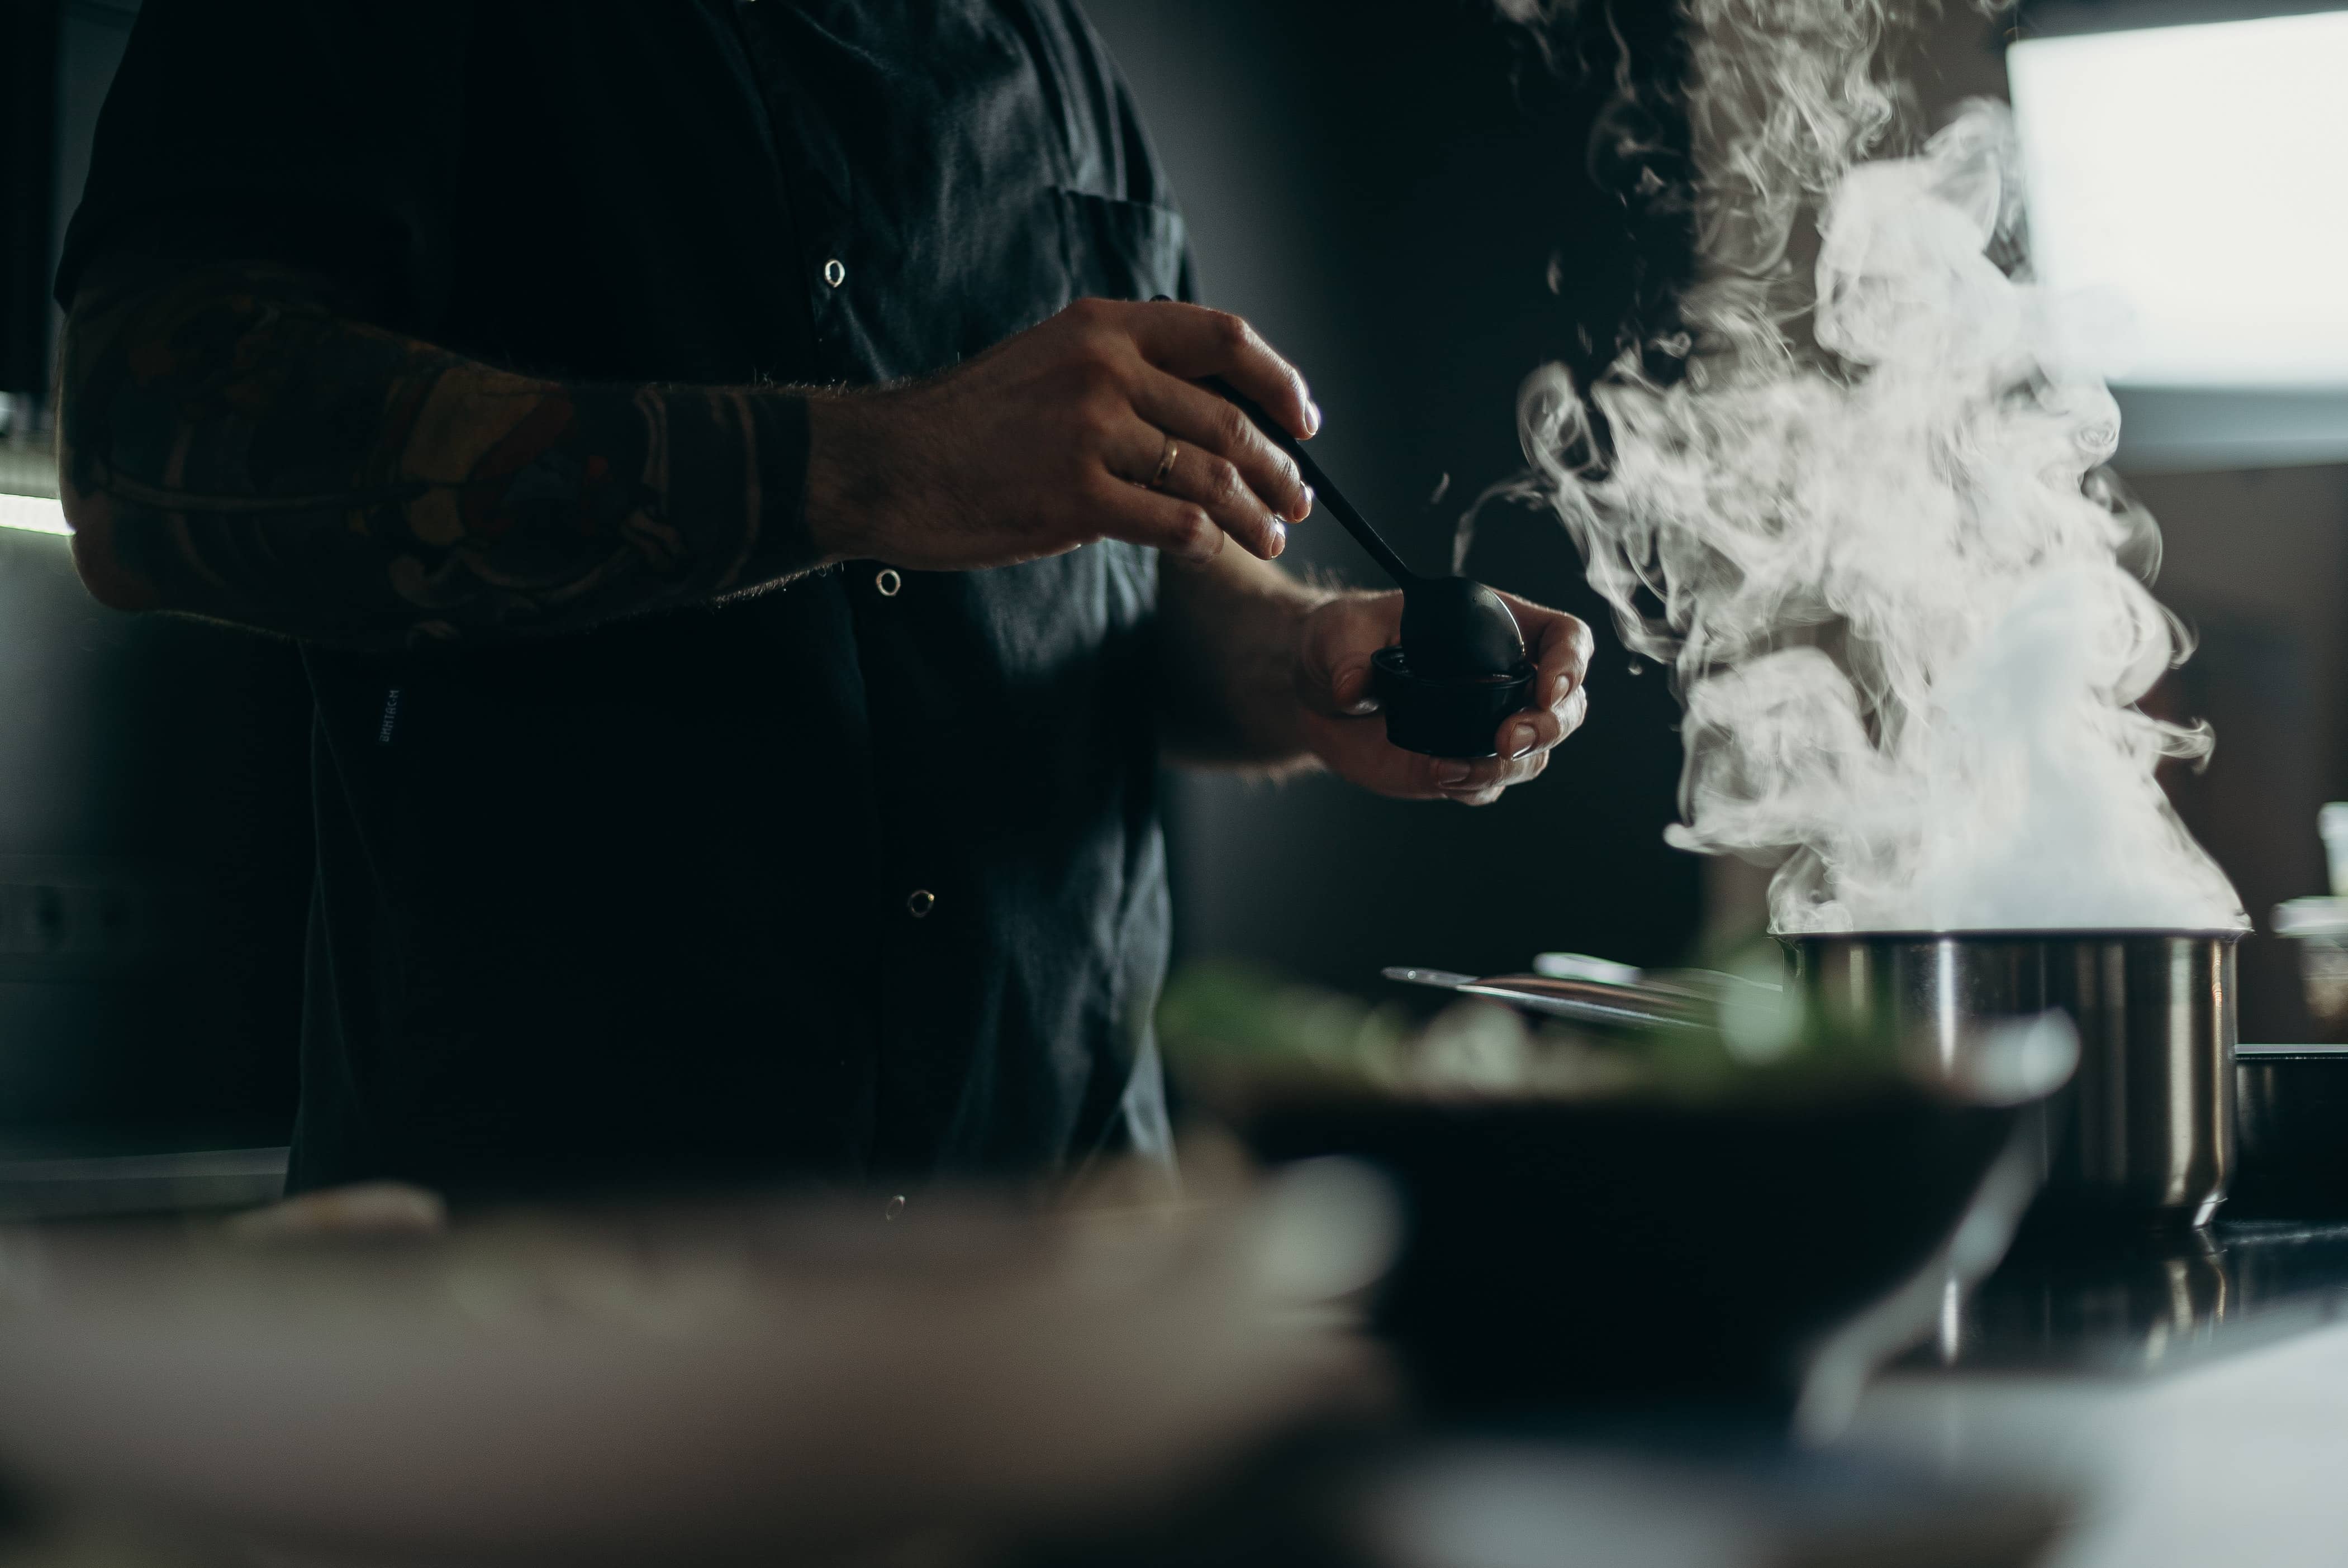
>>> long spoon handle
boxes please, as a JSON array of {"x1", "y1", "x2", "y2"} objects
[{"x1": 1201, "y1": 377, "x2": 1423, "y2": 589}]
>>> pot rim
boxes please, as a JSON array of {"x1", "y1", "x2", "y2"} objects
[{"x1": 1769, "y1": 927, "x2": 2249, "y2": 944}]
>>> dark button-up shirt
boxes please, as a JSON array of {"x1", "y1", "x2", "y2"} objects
[{"x1": 58, "y1": 0, "x2": 1189, "y2": 1200}]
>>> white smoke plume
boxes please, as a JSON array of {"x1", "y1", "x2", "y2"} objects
[{"x1": 1509, "y1": 3, "x2": 2246, "y2": 933}]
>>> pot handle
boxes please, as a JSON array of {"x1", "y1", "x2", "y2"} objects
[{"x1": 1382, "y1": 966, "x2": 1718, "y2": 1032}]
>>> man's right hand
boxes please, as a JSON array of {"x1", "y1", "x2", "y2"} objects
[{"x1": 804, "y1": 298, "x2": 1320, "y2": 571}]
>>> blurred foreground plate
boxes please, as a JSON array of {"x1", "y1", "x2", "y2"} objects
[{"x1": 0, "y1": 1178, "x2": 1381, "y2": 1567}]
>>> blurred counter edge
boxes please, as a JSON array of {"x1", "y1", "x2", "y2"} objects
[{"x1": 0, "y1": 1146, "x2": 286, "y2": 1222}]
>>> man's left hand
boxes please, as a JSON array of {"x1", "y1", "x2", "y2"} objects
[{"x1": 1294, "y1": 589, "x2": 1593, "y2": 805}]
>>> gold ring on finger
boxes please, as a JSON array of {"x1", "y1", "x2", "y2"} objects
[{"x1": 1149, "y1": 436, "x2": 1180, "y2": 491}]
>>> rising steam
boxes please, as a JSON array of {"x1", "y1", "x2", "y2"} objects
[{"x1": 1505, "y1": 2, "x2": 2245, "y2": 933}]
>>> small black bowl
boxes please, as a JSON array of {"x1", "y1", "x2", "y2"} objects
[
  {"x1": 1371, "y1": 647, "x2": 1537, "y2": 759},
  {"x1": 1236, "y1": 1088, "x2": 2030, "y2": 1424}
]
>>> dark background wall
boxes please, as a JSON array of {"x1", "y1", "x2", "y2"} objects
[
  {"x1": 0, "y1": 0, "x2": 61, "y2": 402},
  {"x1": 0, "y1": 530, "x2": 309, "y2": 1153},
  {"x1": 2, "y1": 0, "x2": 311, "y2": 1154}
]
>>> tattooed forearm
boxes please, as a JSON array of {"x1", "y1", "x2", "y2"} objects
[{"x1": 56, "y1": 256, "x2": 819, "y2": 647}]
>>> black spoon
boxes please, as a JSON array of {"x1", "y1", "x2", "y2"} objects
[{"x1": 1201, "y1": 379, "x2": 1527, "y2": 679}]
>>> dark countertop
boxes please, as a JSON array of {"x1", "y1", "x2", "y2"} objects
[
  {"x1": 0, "y1": 1142, "x2": 286, "y2": 1222},
  {"x1": 1849, "y1": 1214, "x2": 2348, "y2": 1568},
  {"x1": 1013, "y1": 1214, "x2": 2348, "y2": 1568},
  {"x1": 1023, "y1": 1213, "x2": 2348, "y2": 1568},
  {"x1": 1917, "y1": 1218, "x2": 2348, "y2": 1376}
]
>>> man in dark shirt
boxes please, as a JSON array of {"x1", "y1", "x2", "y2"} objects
[{"x1": 53, "y1": 0, "x2": 1592, "y2": 1204}]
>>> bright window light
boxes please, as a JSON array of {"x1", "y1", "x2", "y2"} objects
[
  {"x1": 0, "y1": 493, "x2": 71, "y2": 536},
  {"x1": 2009, "y1": 11, "x2": 2348, "y2": 387}
]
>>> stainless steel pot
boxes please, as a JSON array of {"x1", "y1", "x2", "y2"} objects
[
  {"x1": 1392, "y1": 928, "x2": 2242, "y2": 1229},
  {"x1": 1785, "y1": 932, "x2": 2240, "y2": 1230}
]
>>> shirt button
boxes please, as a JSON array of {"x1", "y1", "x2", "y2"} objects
[
  {"x1": 906, "y1": 889, "x2": 935, "y2": 919},
  {"x1": 884, "y1": 1194, "x2": 907, "y2": 1221},
  {"x1": 874, "y1": 568, "x2": 902, "y2": 597},
  {"x1": 823, "y1": 258, "x2": 847, "y2": 289}
]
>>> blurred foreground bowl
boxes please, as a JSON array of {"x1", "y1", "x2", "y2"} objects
[
  {"x1": 1238, "y1": 1087, "x2": 2034, "y2": 1428},
  {"x1": 1166, "y1": 969, "x2": 2075, "y2": 1431}
]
